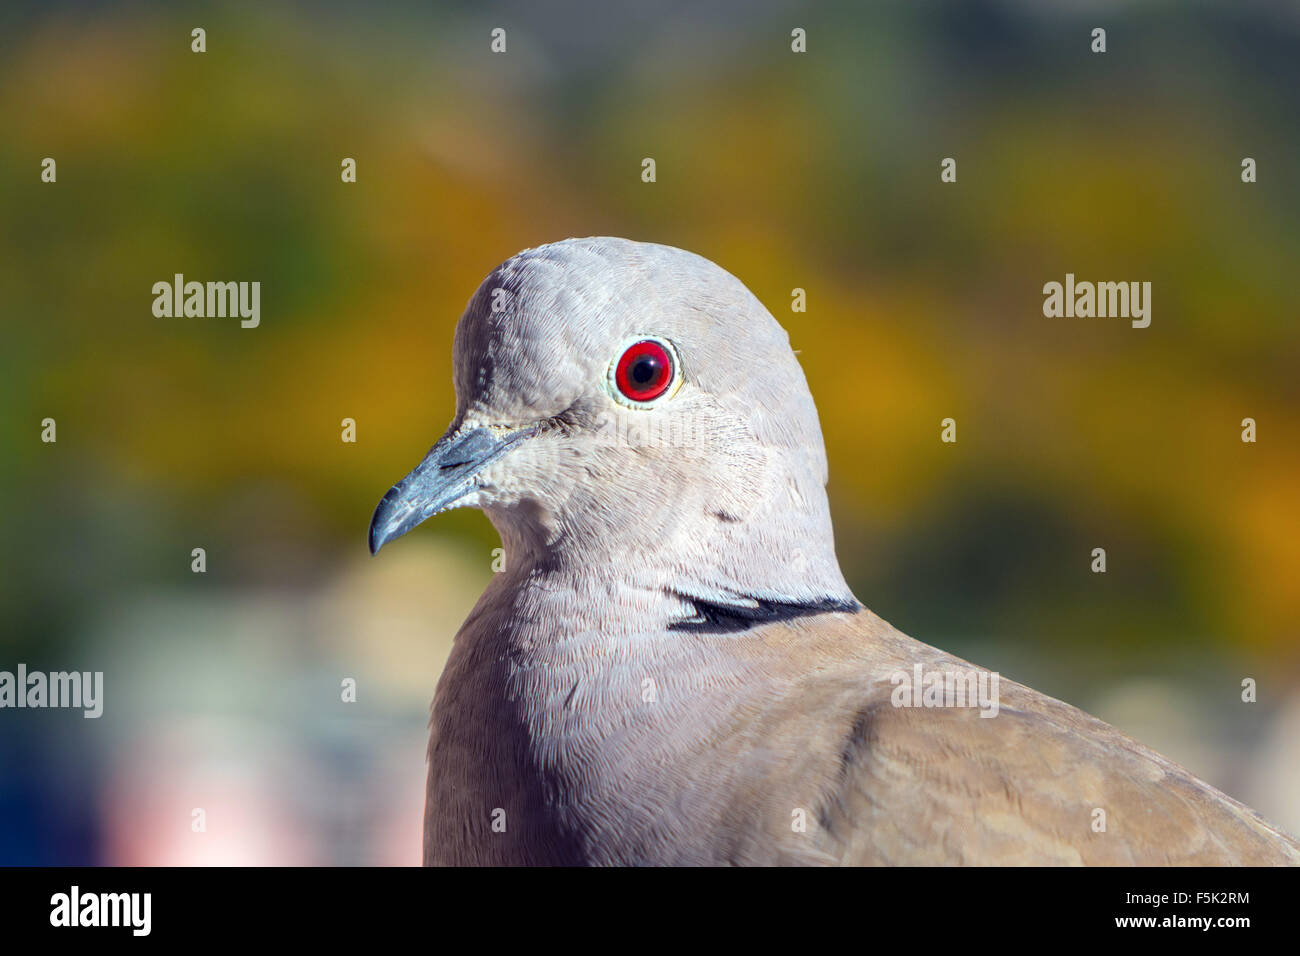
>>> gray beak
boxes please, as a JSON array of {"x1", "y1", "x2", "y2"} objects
[{"x1": 368, "y1": 425, "x2": 537, "y2": 555}]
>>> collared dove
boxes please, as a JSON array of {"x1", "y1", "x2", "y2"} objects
[{"x1": 369, "y1": 237, "x2": 1300, "y2": 866}]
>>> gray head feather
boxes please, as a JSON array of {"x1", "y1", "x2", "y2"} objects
[{"x1": 371, "y1": 236, "x2": 856, "y2": 623}]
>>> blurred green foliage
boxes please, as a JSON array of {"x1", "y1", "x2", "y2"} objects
[{"x1": 2, "y1": 0, "x2": 1297, "y2": 696}]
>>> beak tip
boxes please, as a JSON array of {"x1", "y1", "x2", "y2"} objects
[
  {"x1": 368, "y1": 494, "x2": 398, "y2": 556},
  {"x1": 369, "y1": 425, "x2": 527, "y2": 557}
]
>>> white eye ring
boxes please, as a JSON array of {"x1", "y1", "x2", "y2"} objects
[{"x1": 606, "y1": 335, "x2": 683, "y2": 410}]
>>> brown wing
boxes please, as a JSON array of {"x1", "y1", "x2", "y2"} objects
[
  {"x1": 734, "y1": 611, "x2": 1300, "y2": 865},
  {"x1": 816, "y1": 692, "x2": 1300, "y2": 865}
]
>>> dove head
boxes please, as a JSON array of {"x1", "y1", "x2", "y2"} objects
[{"x1": 369, "y1": 237, "x2": 856, "y2": 614}]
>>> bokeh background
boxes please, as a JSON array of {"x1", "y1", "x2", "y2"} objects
[{"x1": 2, "y1": 0, "x2": 1297, "y2": 864}]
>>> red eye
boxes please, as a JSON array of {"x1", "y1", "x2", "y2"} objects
[{"x1": 614, "y1": 339, "x2": 675, "y2": 403}]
